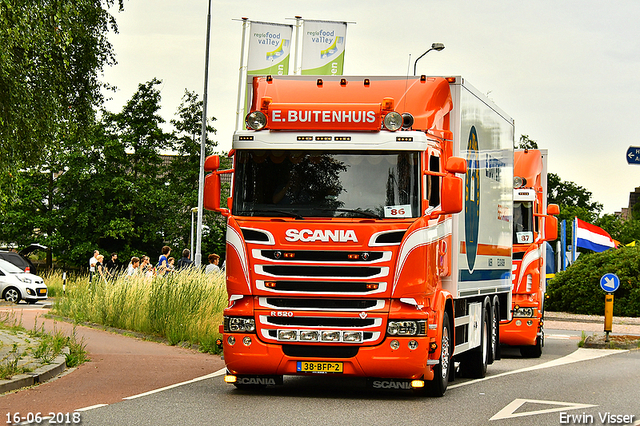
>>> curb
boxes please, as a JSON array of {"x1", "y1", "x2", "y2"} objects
[{"x1": 0, "y1": 351, "x2": 68, "y2": 395}]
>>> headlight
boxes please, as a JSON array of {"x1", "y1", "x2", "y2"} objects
[
  {"x1": 387, "y1": 320, "x2": 426, "y2": 336},
  {"x1": 245, "y1": 111, "x2": 267, "y2": 130},
  {"x1": 17, "y1": 276, "x2": 32, "y2": 284},
  {"x1": 383, "y1": 112, "x2": 403, "y2": 131},
  {"x1": 513, "y1": 306, "x2": 535, "y2": 318},
  {"x1": 224, "y1": 317, "x2": 256, "y2": 333}
]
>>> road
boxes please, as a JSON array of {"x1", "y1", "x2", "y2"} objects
[{"x1": 2, "y1": 303, "x2": 639, "y2": 426}]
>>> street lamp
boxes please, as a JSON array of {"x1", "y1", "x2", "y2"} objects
[
  {"x1": 413, "y1": 43, "x2": 445, "y2": 76},
  {"x1": 190, "y1": 207, "x2": 198, "y2": 257}
]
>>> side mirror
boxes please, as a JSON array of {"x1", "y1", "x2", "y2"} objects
[
  {"x1": 445, "y1": 156, "x2": 467, "y2": 174},
  {"x1": 205, "y1": 155, "x2": 220, "y2": 172},
  {"x1": 547, "y1": 203, "x2": 560, "y2": 215},
  {"x1": 545, "y1": 215, "x2": 558, "y2": 241},
  {"x1": 204, "y1": 169, "x2": 230, "y2": 217},
  {"x1": 440, "y1": 175, "x2": 463, "y2": 215}
]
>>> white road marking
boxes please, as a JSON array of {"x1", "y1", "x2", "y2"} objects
[
  {"x1": 490, "y1": 398, "x2": 597, "y2": 420},
  {"x1": 75, "y1": 404, "x2": 109, "y2": 411},
  {"x1": 449, "y1": 348, "x2": 625, "y2": 389},
  {"x1": 123, "y1": 367, "x2": 226, "y2": 400}
]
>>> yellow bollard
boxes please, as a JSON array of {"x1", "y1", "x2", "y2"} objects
[{"x1": 604, "y1": 293, "x2": 614, "y2": 341}]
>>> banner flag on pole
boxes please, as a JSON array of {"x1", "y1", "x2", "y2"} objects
[
  {"x1": 247, "y1": 21, "x2": 293, "y2": 76},
  {"x1": 574, "y1": 217, "x2": 617, "y2": 252},
  {"x1": 300, "y1": 20, "x2": 347, "y2": 75}
]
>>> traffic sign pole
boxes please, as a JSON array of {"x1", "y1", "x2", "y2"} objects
[
  {"x1": 604, "y1": 293, "x2": 614, "y2": 340},
  {"x1": 600, "y1": 273, "x2": 620, "y2": 342}
]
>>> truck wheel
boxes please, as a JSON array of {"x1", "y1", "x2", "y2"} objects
[
  {"x1": 520, "y1": 336, "x2": 543, "y2": 358},
  {"x1": 489, "y1": 298, "x2": 500, "y2": 363},
  {"x1": 3, "y1": 287, "x2": 20, "y2": 304},
  {"x1": 460, "y1": 306, "x2": 489, "y2": 378},
  {"x1": 426, "y1": 312, "x2": 452, "y2": 397}
]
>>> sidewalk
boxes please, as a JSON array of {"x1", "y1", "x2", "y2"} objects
[{"x1": 0, "y1": 308, "x2": 638, "y2": 396}]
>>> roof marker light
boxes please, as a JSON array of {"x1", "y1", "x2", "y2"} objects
[{"x1": 317, "y1": 79, "x2": 323, "y2": 87}]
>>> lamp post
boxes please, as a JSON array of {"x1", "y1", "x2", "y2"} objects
[
  {"x1": 190, "y1": 207, "x2": 198, "y2": 258},
  {"x1": 413, "y1": 42, "x2": 445, "y2": 76},
  {"x1": 195, "y1": 0, "x2": 213, "y2": 267}
]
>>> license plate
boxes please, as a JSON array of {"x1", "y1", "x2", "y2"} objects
[
  {"x1": 296, "y1": 361, "x2": 343, "y2": 373},
  {"x1": 38, "y1": 289, "x2": 47, "y2": 295}
]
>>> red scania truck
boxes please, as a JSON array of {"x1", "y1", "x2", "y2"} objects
[
  {"x1": 204, "y1": 75, "x2": 514, "y2": 396},
  {"x1": 500, "y1": 149, "x2": 559, "y2": 357}
]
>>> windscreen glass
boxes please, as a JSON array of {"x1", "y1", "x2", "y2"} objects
[
  {"x1": 233, "y1": 150, "x2": 421, "y2": 219},
  {"x1": 513, "y1": 201, "x2": 534, "y2": 244}
]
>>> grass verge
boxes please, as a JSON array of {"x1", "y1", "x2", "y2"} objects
[{"x1": 49, "y1": 270, "x2": 227, "y2": 354}]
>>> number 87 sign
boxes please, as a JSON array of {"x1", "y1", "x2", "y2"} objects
[{"x1": 384, "y1": 204, "x2": 412, "y2": 218}]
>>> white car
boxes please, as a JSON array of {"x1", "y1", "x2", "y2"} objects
[{"x1": 0, "y1": 258, "x2": 48, "y2": 304}]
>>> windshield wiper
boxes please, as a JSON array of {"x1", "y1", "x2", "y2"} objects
[
  {"x1": 323, "y1": 208, "x2": 382, "y2": 219},
  {"x1": 236, "y1": 210, "x2": 305, "y2": 220}
]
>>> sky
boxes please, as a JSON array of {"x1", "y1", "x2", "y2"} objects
[{"x1": 101, "y1": 0, "x2": 640, "y2": 215}]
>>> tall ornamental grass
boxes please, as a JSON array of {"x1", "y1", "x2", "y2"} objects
[{"x1": 50, "y1": 270, "x2": 228, "y2": 353}]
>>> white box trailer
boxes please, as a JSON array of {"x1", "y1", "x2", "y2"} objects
[{"x1": 443, "y1": 78, "x2": 514, "y2": 362}]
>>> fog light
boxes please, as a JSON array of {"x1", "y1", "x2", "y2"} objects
[
  {"x1": 527, "y1": 320, "x2": 533, "y2": 326},
  {"x1": 515, "y1": 320, "x2": 522, "y2": 326},
  {"x1": 300, "y1": 330, "x2": 320, "y2": 341},
  {"x1": 390, "y1": 339, "x2": 400, "y2": 350},
  {"x1": 26, "y1": 288, "x2": 35, "y2": 296},
  {"x1": 224, "y1": 375, "x2": 237, "y2": 383},
  {"x1": 227, "y1": 336, "x2": 236, "y2": 346},
  {"x1": 278, "y1": 330, "x2": 298, "y2": 341},
  {"x1": 411, "y1": 380, "x2": 424, "y2": 388},
  {"x1": 243, "y1": 336, "x2": 252, "y2": 346},
  {"x1": 408, "y1": 340, "x2": 419, "y2": 350},
  {"x1": 321, "y1": 331, "x2": 341, "y2": 342}
]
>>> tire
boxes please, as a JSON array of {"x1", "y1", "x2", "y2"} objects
[
  {"x1": 3, "y1": 287, "x2": 21, "y2": 304},
  {"x1": 520, "y1": 336, "x2": 543, "y2": 358},
  {"x1": 460, "y1": 305, "x2": 489, "y2": 379},
  {"x1": 425, "y1": 312, "x2": 452, "y2": 397},
  {"x1": 489, "y1": 298, "x2": 500, "y2": 363}
]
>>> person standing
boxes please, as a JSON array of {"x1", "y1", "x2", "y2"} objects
[
  {"x1": 105, "y1": 253, "x2": 119, "y2": 278},
  {"x1": 127, "y1": 257, "x2": 140, "y2": 276},
  {"x1": 89, "y1": 250, "x2": 99, "y2": 283},
  {"x1": 205, "y1": 253, "x2": 221, "y2": 274},
  {"x1": 176, "y1": 249, "x2": 194, "y2": 270},
  {"x1": 157, "y1": 246, "x2": 171, "y2": 275}
]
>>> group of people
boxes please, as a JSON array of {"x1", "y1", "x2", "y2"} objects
[{"x1": 89, "y1": 247, "x2": 223, "y2": 282}]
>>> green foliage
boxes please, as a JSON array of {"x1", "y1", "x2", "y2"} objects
[
  {"x1": 0, "y1": 79, "x2": 224, "y2": 268},
  {"x1": 0, "y1": 0, "x2": 124, "y2": 173},
  {"x1": 515, "y1": 134, "x2": 538, "y2": 150},
  {"x1": 546, "y1": 246, "x2": 640, "y2": 316}
]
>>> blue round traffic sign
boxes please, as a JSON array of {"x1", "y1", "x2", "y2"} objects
[{"x1": 600, "y1": 273, "x2": 620, "y2": 292}]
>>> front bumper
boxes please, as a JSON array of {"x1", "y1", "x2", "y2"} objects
[
  {"x1": 222, "y1": 333, "x2": 435, "y2": 381},
  {"x1": 499, "y1": 316, "x2": 541, "y2": 346}
]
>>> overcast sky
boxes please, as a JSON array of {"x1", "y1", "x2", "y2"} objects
[{"x1": 101, "y1": 0, "x2": 640, "y2": 215}]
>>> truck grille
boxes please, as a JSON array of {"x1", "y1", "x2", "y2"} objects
[
  {"x1": 260, "y1": 297, "x2": 383, "y2": 310},
  {"x1": 260, "y1": 265, "x2": 384, "y2": 278}
]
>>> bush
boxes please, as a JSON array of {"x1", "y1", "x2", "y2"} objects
[{"x1": 546, "y1": 246, "x2": 640, "y2": 316}]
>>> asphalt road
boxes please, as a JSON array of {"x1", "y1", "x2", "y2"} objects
[{"x1": 2, "y1": 303, "x2": 639, "y2": 426}]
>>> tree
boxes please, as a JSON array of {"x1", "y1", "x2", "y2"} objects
[
  {"x1": 515, "y1": 134, "x2": 538, "y2": 150},
  {"x1": 0, "y1": 0, "x2": 124, "y2": 173},
  {"x1": 548, "y1": 172, "x2": 603, "y2": 225},
  {"x1": 165, "y1": 89, "x2": 222, "y2": 258}
]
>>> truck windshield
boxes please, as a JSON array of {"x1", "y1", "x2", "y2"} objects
[
  {"x1": 233, "y1": 150, "x2": 421, "y2": 219},
  {"x1": 513, "y1": 201, "x2": 534, "y2": 244}
]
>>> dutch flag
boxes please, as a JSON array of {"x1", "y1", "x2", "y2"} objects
[{"x1": 573, "y1": 217, "x2": 617, "y2": 252}]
